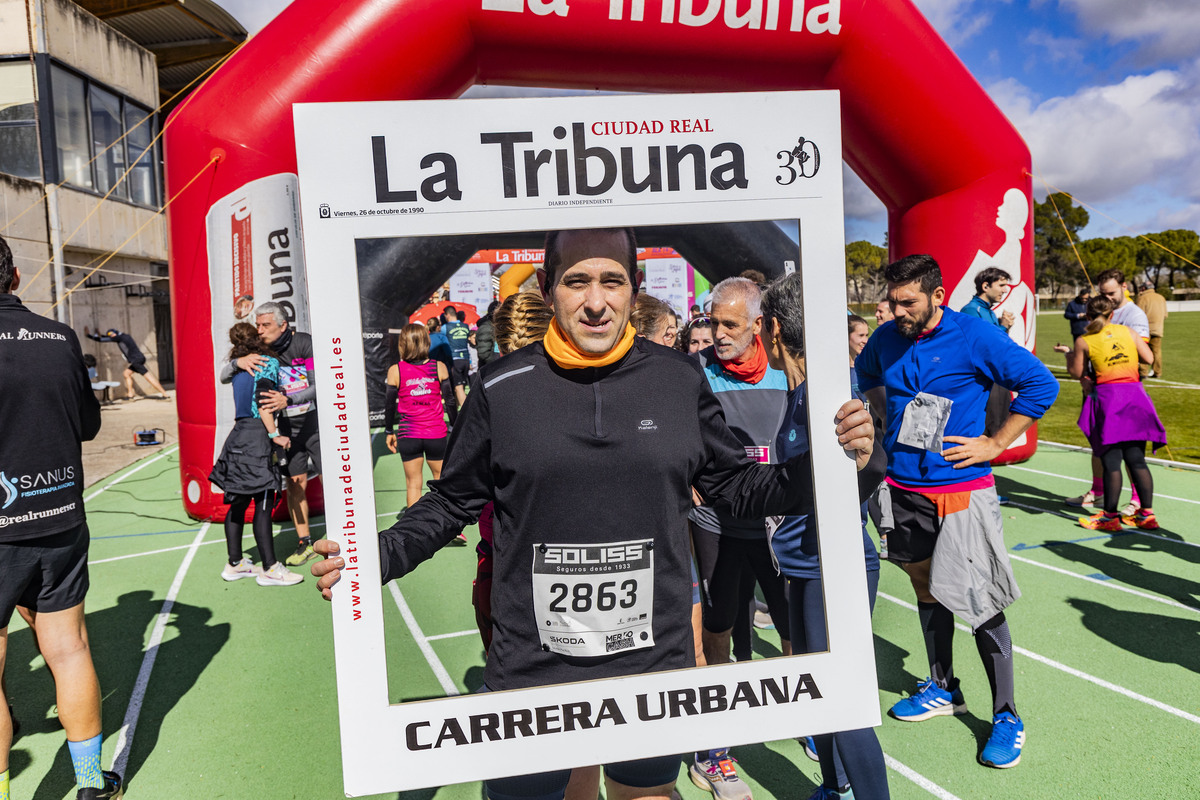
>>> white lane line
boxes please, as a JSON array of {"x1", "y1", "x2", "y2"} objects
[
  {"x1": 1007, "y1": 465, "x2": 1200, "y2": 507},
  {"x1": 110, "y1": 522, "x2": 208, "y2": 777},
  {"x1": 1008, "y1": 553, "x2": 1200, "y2": 614},
  {"x1": 425, "y1": 629, "x2": 480, "y2": 641},
  {"x1": 90, "y1": 537, "x2": 224, "y2": 564},
  {"x1": 84, "y1": 446, "x2": 178, "y2": 502},
  {"x1": 388, "y1": 582, "x2": 460, "y2": 696},
  {"x1": 883, "y1": 753, "x2": 963, "y2": 800},
  {"x1": 878, "y1": 592, "x2": 1200, "y2": 726}
]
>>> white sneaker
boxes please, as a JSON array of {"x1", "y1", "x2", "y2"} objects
[
  {"x1": 1120, "y1": 500, "x2": 1140, "y2": 517},
  {"x1": 221, "y1": 557, "x2": 260, "y2": 581},
  {"x1": 1065, "y1": 490, "x2": 1096, "y2": 507},
  {"x1": 257, "y1": 562, "x2": 303, "y2": 586}
]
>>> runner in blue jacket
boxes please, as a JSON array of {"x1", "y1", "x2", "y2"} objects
[{"x1": 856, "y1": 254, "x2": 1058, "y2": 771}]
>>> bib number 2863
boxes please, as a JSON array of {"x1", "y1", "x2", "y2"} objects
[{"x1": 533, "y1": 539, "x2": 655, "y2": 658}]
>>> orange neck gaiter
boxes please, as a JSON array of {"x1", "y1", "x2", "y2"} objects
[
  {"x1": 720, "y1": 335, "x2": 769, "y2": 383},
  {"x1": 543, "y1": 318, "x2": 637, "y2": 369}
]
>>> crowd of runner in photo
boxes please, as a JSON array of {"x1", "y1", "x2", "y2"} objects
[{"x1": 205, "y1": 245, "x2": 1163, "y2": 800}]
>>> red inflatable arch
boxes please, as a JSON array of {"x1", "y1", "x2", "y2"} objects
[{"x1": 166, "y1": 0, "x2": 1038, "y2": 521}]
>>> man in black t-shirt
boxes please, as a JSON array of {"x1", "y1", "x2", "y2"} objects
[{"x1": 1, "y1": 235, "x2": 121, "y2": 799}]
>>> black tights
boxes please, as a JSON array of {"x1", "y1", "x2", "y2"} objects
[
  {"x1": 226, "y1": 490, "x2": 278, "y2": 567},
  {"x1": 1100, "y1": 442, "x2": 1153, "y2": 513}
]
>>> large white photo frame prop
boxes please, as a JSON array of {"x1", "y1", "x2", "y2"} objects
[{"x1": 293, "y1": 91, "x2": 876, "y2": 797}]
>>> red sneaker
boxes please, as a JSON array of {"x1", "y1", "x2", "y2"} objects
[
  {"x1": 1122, "y1": 509, "x2": 1159, "y2": 530},
  {"x1": 1079, "y1": 512, "x2": 1123, "y2": 532}
]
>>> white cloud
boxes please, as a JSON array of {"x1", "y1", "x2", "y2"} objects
[
  {"x1": 990, "y1": 67, "x2": 1200, "y2": 206},
  {"x1": 911, "y1": 0, "x2": 992, "y2": 46},
  {"x1": 1059, "y1": 0, "x2": 1200, "y2": 63}
]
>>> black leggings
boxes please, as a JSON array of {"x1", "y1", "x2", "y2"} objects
[
  {"x1": 1099, "y1": 442, "x2": 1152, "y2": 513},
  {"x1": 226, "y1": 490, "x2": 278, "y2": 567}
]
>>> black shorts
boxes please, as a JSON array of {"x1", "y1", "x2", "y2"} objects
[
  {"x1": 485, "y1": 753, "x2": 683, "y2": 799},
  {"x1": 0, "y1": 523, "x2": 90, "y2": 628},
  {"x1": 128, "y1": 359, "x2": 149, "y2": 375},
  {"x1": 285, "y1": 413, "x2": 322, "y2": 477},
  {"x1": 695, "y1": 527, "x2": 789, "y2": 637},
  {"x1": 450, "y1": 359, "x2": 470, "y2": 387},
  {"x1": 886, "y1": 486, "x2": 939, "y2": 563},
  {"x1": 396, "y1": 435, "x2": 448, "y2": 462}
]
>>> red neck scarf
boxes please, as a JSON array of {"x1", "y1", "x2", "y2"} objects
[{"x1": 720, "y1": 335, "x2": 769, "y2": 383}]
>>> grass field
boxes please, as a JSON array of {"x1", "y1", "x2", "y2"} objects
[
  {"x1": 5, "y1": 440, "x2": 1199, "y2": 800},
  {"x1": 1034, "y1": 309, "x2": 1200, "y2": 464}
]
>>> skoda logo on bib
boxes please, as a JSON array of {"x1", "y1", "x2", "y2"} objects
[{"x1": 532, "y1": 539, "x2": 655, "y2": 658}]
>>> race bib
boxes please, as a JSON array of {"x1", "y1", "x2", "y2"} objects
[
  {"x1": 896, "y1": 392, "x2": 953, "y2": 452},
  {"x1": 278, "y1": 364, "x2": 313, "y2": 417},
  {"x1": 532, "y1": 539, "x2": 655, "y2": 658}
]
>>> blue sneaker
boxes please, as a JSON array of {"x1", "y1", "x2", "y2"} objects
[
  {"x1": 889, "y1": 677, "x2": 967, "y2": 721},
  {"x1": 806, "y1": 785, "x2": 854, "y2": 800},
  {"x1": 979, "y1": 712, "x2": 1024, "y2": 768},
  {"x1": 802, "y1": 736, "x2": 819, "y2": 762}
]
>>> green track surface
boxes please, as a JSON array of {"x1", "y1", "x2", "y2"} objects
[{"x1": 6, "y1": 440, "x2": 1199, "y2": 799}]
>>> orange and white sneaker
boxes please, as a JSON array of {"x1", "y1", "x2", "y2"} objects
[
  {"x1": 1122, "y1": 508, "x2": 1159, "y2": 530},
  {"x1": 1079, "y1": 512, "x2": 1123, "y2": 532}
]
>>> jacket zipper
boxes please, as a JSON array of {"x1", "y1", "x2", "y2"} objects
[{"x1": 592, "y1": 369, "x2": 605, "y2": 438}]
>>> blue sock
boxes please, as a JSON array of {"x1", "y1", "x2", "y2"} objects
[{"x1": 67, "y1": 734, "x2": 104, "y2": 789}]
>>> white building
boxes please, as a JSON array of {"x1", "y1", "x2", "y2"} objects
[{"x1": 0, "y1": 0, "x2": 243, "y2": 385}]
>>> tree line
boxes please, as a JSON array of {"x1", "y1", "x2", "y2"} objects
[{"x1": 845, "y1": 194, "x2": 1200, "y2": 306}]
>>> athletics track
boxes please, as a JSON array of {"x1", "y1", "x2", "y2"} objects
[{"x1": 4, "y1": 439, "x2": 1197, "y2": 799}]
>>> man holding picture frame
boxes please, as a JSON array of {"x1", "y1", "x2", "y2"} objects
[{"x1": 314, "y1": 226, "x2": 875, "y2": 800}]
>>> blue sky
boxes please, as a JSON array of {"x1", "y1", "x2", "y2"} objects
[{"x1": 215, "y1": 0, "x2": 1200, "y2": 245}]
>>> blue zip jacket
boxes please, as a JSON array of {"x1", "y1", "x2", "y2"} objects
[
  {"x1": 856, "y1": 306, "x2": 1059, "y2": 487},
  {"x1": 960, "y1": 295, "x2": 999, "y2": 326}
]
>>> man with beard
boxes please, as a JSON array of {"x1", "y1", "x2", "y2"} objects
[
  {"x1": 688, "y1": 277, "x2": 790, "y2": 800},
  {"x1": 314, "y1": 228, "x2": 875, "y2": 800},
  {"x1": 856, "y1": 255, "x2": 1057, "y2": 770}
]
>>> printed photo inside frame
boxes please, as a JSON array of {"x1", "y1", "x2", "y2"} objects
[{"x1": 292, "y1": 91, "x2": 879, "y2": 797}]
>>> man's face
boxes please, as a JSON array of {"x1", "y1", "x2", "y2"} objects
[
  {"x1": 887, "y1": 281, "x2": 944, "y2": 340},
  {"x1": 542, "y1": 230, "x2": 638, "y2": 355},
  {"x1": 982, "y1": 277, "x2": 1009, "y2": 304},
  {"x1": 875, "y1": 301, "x2": 893, "y2": 326},
  {"x1": 255, "y1": 313, "x2": 286, "y2": 345},
  {"x1": 710, "y1": 296, "x2": 761, "y2": 362},
  {"x1": 688, "y1": 325, "x2": 713, "y2": 354},
  {"x1": 1099, "y1": 279, "x2": 1126, "y2": 308}
]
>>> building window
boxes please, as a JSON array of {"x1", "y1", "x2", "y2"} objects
[
  {"x1": 50, "y1": 64, "x2": 160, "y2": 208},
  {"x1": 90, "y1": 84, "x2": 127, "y2": 199},
  {"x1": 52, "y1": 66, "x2": 91, "y2": 190},
  {"x1": 0, "y1": 62, "x2": 41, "y2": 180},
  {"x1": 125, "y1": 104, "x2": 157, "y2": 207}
]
